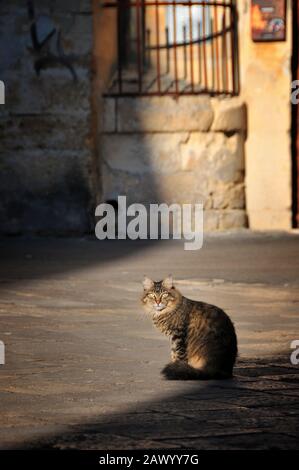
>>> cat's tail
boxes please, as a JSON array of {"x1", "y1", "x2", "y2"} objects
[{"x1": 161, "y1": 362, "x2": 232, "y2": 380}]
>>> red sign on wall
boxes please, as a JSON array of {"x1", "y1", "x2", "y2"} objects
[{"x1": 251, "y1": 0, "x2": 286, "y2": 41}]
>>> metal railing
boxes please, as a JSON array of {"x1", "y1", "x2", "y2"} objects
[{"x1": 103, "y1": 1, "x2": 239, "y2": 96}]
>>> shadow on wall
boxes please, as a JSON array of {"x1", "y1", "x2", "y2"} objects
[
  {"x1": 0, "y1": 1, "x2": 247, "y2": 235},
  {"x1": 0, "y1": 0, "x2": 163, "y2": 235},
  {"x1": 95, "y1": 0, "x2": 248, "y2": 233},
  {"x1": 0, "y1": 1, "x2": 97, "y2": 235},
  {"x1": 94, "y1": 1, "x2": 163, "y2": 210},
  {"x1": 0, "y1": 1, "x2": 164, "y2": 280}
]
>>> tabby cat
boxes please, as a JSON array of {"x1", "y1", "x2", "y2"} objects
[{"x1": 141, "y1": 275, "x2": 237, "y2": 380}]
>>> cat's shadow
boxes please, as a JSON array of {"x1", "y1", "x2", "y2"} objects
[{"x1": 9, "y1": 356, "x2": 295, "y2": 450}]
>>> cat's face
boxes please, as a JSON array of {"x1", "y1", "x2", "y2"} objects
[{"x1": 141, "y1": 275, "x2": 180, "y2": 314}]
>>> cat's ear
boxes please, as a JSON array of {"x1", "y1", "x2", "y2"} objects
[
  {"x1": 162, "y1": 275, "x2": 173, "y2": 290},
  {"x1": 143, "y1": 276, "x2": 154, "y2": 291}
]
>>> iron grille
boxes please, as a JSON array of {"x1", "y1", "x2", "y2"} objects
[{"x1": 103, "y1": 1, "x2": 239, "y2": 96}]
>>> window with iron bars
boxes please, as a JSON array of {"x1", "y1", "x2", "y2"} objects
[{"x1": 103, "y1": 1, "x2": 239, "y2": 96}]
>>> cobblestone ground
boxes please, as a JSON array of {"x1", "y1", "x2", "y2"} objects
[{"x1": 0, "y1": 233, "x2": 298, "y2": 450}]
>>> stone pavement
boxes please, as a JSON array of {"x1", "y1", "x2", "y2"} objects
[{"x1": 0, "y1": 232, "x2": 298, "y2": 450}]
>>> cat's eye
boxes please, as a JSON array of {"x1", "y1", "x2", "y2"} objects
[
  {"x1": 147, "y1": 293, "x2": 155, "y2": 299},
  {"x1": 161, "y1": 292, "x2": 168, "y2": 298}
]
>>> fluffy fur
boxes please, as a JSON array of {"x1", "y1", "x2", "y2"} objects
[{"x1": 141, "y1": 276, "x2": 238, "y2": 380}]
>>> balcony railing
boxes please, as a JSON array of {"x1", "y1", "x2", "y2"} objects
[{"x1": 103, "y1": 1, "x2": 239, "y2": 96}]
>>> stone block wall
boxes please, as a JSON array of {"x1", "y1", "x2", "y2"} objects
[
  {"x1": 0, "y1": 1, "x2": 249, "y2": 234},
  {"x1": 100, "y1": 95, "x2": 247, "y2": 230},
  {"x1": 0, "y1": 0, "x2": 95, "y2": 234}
]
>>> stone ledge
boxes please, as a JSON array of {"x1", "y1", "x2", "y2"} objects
[
  {"x1": 211, "y1": 97, "x2": 247, "y2": 132},
  {"x1": 116, "y1": 96, "x2": 214, "y2": 133},
  {"x1": 101, "y1": 133, "x2": 188, "y2": 176}
]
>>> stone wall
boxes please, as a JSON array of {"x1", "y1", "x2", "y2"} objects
[
  {"x1": 0, "y1": 0, "x2": 294, "y2": 235},
  {"x1": 0, "y1": 0, "x2": 95, "y2": 234},
  {"x1": 101, "y1": 95, "x2": 247, "y2": 230}
]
